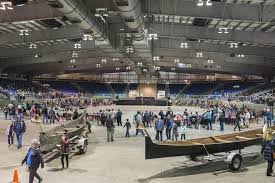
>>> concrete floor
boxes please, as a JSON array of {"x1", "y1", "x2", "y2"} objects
[{"x1": 0, "y1": 105, "x2": 274, "y2": 182}]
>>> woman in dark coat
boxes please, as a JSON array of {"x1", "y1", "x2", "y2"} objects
[
  {"x1": 61, "y1": 133, "x2": 70, "y2": 169},
  {"x1": 261, "y1": 129, "x2": 275, "y2": 176}
]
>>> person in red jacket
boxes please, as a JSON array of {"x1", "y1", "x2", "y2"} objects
[{"x1": 61, "y1": 133, "x2": 70, "y2": 169}]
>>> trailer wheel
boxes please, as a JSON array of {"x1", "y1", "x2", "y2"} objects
[
  {"x1": 229, "y1": 154, "x2": 242, "y2": 171},
  {"x1": 79, "y1": 140, "x2": 88, "y2": 155}
]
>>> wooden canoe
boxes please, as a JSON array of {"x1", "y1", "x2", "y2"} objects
[
  {"x1": 39, "y1": 111, "x2": 86, "y2": 152},
  {"x1": 145, "y1": 126, "x2": 275, "y2": 159}
]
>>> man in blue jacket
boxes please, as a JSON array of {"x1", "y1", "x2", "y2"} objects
[
  {"x1": 266, "y1": 109, "x2": 273, "y2": 128},
  {"x1": 14, "y1": 116, "x2": 26, "y2": 149},
  {"x1": 155, "y1": 116, "x2": 164, "y2": 141},
  {"x1": 165, "y1": 115, "x2": 173, "y2": 140},
  {"x1": 204, "y1": 109, "x2": 212, "y2": 130},
  {"x1": 22, "y1": 139, "x2": 44, "y2": 183}
]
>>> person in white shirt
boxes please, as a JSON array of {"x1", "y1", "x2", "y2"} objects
[
  {"x1": 177, "y1": 122, "x2": 187, "y2": 141},
  {"x1": 244, "y1": 110, "x2": 251, "y2": 127}
]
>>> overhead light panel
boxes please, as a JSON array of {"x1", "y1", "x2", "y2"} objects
[
  {"x1": 154, "y1": 66, "x2": 160, "y2": 71},
  {"x1": 126, "y1": 46, "x2": 134, "y2": 53},
  {"x1": 197, "y1": 0, "x2": 203, "y2": 6},
  {"x1": 218, "y1": 27, "x2": 230, "y2": 34},
  {"x1": 96, "y1": 64, "x2": 101, "y2": 68},
  {"x1": 216, "y1": 65, "x2": 221, "y2": 68},
  {"x1": 171, "y1": 67, "x2": 175, "y2": 71},
  {"x1": 174, "y1": 58, "x2": 180, "y2": 63},
  {"x1": 116, "y1": 67, "x2": 120, "y2": 71},
  {"x1": 206, "y1": 0, "x2": 212, "y2": 6},
  {"x1": 143, "y1": 68, "x2": 148, "y2": 72},
  {"x1": 112, "y1": 58, "x2": 119, "y2": 61},
  {"x1": 197, "y1": 0, "x2": 212, "y2": 7},
  {"x1": 126, "y1": 66, "x2": 131, "y2": 70},
  {"x1": 237, "y1": 54, "x2": 245, "y2": 58},
  {"x1": 70, "y1": 59, "x2": 76, "y2": 64},
  {"x1": 186, "y1": 64, "x2": 192, "y2": 68}
]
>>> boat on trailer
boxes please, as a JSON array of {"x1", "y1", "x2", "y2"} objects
[
  {"x1": 145, "y1": 127, "x2": 275, "y2": 160},
  {"x1": 40, "y1": 111, "x2": 86, "y2": 152}
]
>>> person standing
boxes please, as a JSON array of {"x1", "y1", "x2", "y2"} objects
[
  {"x1": 6, "y1": 120, "x2": 14, "y2": 146},
  {"x1": 42, "y1": 106, "x2": 48, "y2": 124},
  {"x1": 266, "y1": 109, "x2": 273, "y2": 128},
  {"x1": 144, "y1": 111, "x2": 151, "y2": 127},
  {"x1": 234, "y1": 111, "x2": 242, "y2": 131},
  {"x1": 60, "y1": 134, "x2": 70, "y2": 169},
  {"x1": 155, "y1": 116, "x2": 164, "y2": 141},
  {"x1": 158, "y1": 110, "x2": 164, "y2": 120},
  {"x1": 134, "y1": 111, "x2": 143, "y2": 136},
  {"x1": 21, "y1": 139, "x2": 44, "y2": 183},
  {"x1": 123, "y1": 119, "x2": 131, "y2": 137},
  {"x1": 261, "y1": 129, "x2": 275, "y2": 176},
  {"x1": 116, "y1": 109, "x2": 122, "y2": 126},
  {"x1": 219, "y1": 109, "x2": 225, "y2": 131},
  {"x1": 106, "y1": 115, "x2": 115, "y2": 142},
  {"x1": 204, "y1": 109, "x2": 212, "y2": 130},
  {"x1": 3, "y1": 105, "x2": 8, "y2": 120},
  {"x1": 72, "y1": 109, "x2": 78, "y2": 120},
  {"x1": 165, "y1": 115, "x2": 173, "y2": 140},
  {"x1": 14, "y1": 117, "x2": 26, "y2": 149},
  {"x1": 49, "y1": 108, "x2": 55, "y2": 124},
  {"x1": 177, "y1": 122, "x2": 187, "y2": 141},
  {"x1": 244, "y1": 109, "x2": 251, "y2": 128}
]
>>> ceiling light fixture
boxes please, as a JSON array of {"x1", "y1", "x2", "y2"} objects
[
  {"x1": 218, "y1": 27, "x2": 230, "y2": 34},
  {"x1": 143, "y1": 68, "x2": 148, "y2": 72},
  {"x1": 29, "y1": 43, "x2": 37, "y2": 49},
  {"x1": 137, "y1": 62, "x2": 143, "y2": 66},
  {"x1": 148, "y1": 33, "x2": 158, "y2": 40},
  {"x1": 72, "y1": 51, "x2": 78, "y2": 58},
  {"x1": 96, "y1": 64, "x2": 101, "y2": 68},
  {"x1": 154, "y1": 66, "x2": 160, "y2": 71},
  {"x1": 153, "y1": 56, "x2": 160, "y2": 61},
  {"x1": 83, "y1": 34, "x2": 93, "y2": 41},
  {"x1": 186, "y1": 64, "x2": 192, "y2": 68},
  {"x1": 112, "y1": 58, "x2": 119, "y2": 61},
  {"x1": 197, "y1": 0, "x2": 212, "y2": 7},
  {"x1": 174, "y1": 58, "x2": 180, "y2": 63},
  {"x1": 216, "y1": 65, "x2": 221, "y2": 68},
  {"x1": 196, "y1": 52, "x2": 203, "y2": 58},
  {"x1": 126, "y1": 46, "x2": 134, "y2": 53},
  {"x1": 0, "y1": 1, "x2": 13, "y2": 10},
  {"x1": 206, "y1": 0, "x2": 212, "y2": 6},
  {"x1": 237, "y1": 54, "x2": 245, "y2": 58},
  {"x1": 126, "y1": 66, "x2": 131, "y2": 70},
  {"x1": 207, "y1": 59, "x2": 214, "y2": 64},
  {"x1": 101, "y1": 59, "x2": 107, "y2": 63},
  {"x1": 230, "y1": 42, "x2": 239, "y2": 48},
  {"x1": 171, "y1": 67, "x2": 176, "y2": 71},
  {"x1": 19, "y1": 29, "x2": 29, "y2": 36},
  {"x1": 116, "y1": 67, "x2": 120, "y2": 71},
  {"x1": 197, "y1": 0, "x2": 203, "y2": 6},
  {"x1": 180, "y1": 42, "x2": 188, "y2": 48},
  {"x1": 70, "y1": 59, "x2": 76, "y2": 64},
  {"x1": 74, "y1": 43, "x2": 81, "y2": 49}
]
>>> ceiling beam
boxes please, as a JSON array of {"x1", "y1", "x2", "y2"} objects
[
  {"x1": 148, "y1": 23, "x2": 275, "y2": 46},
  {"x1": 143, "y1": 0, "x2": 275, "y2": 23},
  {"x1": 155, "y1": 38, "x2": 275, "y2": 58},
  {"x1": 0, "y1": 2, "x2": 63, "y2": 23}
]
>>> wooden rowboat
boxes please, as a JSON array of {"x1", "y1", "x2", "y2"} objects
[
  {"x1": 145, "y1": 126, "x2": 275, "y2": 159},
  {"x1": 40, "y1": 111, "x2": 86, "y2": 152}
]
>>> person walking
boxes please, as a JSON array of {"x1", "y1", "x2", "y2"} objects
[
  {"x1": 116, "y1": 109, "x2": 122, "y2": 126},
  {"x1": 234, "y1": 111, "x2": 242, "y2": 132},
  {"x1": 21, "y1": 139, "x2": 44, "y2": 183},
  {"x1": 123, "y1": 118, "x2": 131, "y2": 137},
  {"x1": 155, "y1": 116, "x2": 164, "y2": 141},
  {"x1": 3, "y1": 105, "x2": 8, "y2": 120},
  {"x1": 165, "y1": 115, "x2": 173, "y2": 140},
  {"x1": 6, "y1": 120, "x2": 14, "y2": 146},
  {"x1": 261, "y1": 129, "x2": 275, "y2": 176},
  {"x1": 14, "y1": 117, "x2": 26, "y2": 149},
  {"x1": 60, "y1": 133, "x2": 70, "y2": 169},
  {"x1": 106, "y1": 115, "x2": 115, "y2": 142}
]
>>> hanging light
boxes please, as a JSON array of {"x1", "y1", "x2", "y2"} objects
[
  {"x1": 116, "y1": 67, "x2": 120, "y2": 71},
  {"x1": 29, "y1": 43, "x2": 37, "y2": 49},
  {"x1": 153, "y1": 56, "x2": 160, "y2": 61},
  {"x1": 74, "y1": 43, "x2": 81, "y2": 49},
  {"x1": 101, "y1": 59, "x2": 107, "y2": 63},
  {"x1": 96, "y1": 64, "x2": 101, "y2": 68},
  {"x1": 197, "y1": 0, "x2": 203, "y2": 6},
  {"x1": 171, "y1": 67, "x2": 176, "y2": 71},
  {"x1": 180, "y1": 42, "x2": 188, "y2": 48},
  {"x1": 174, "y1": 58, "x2": 180, "y2": 63},
  {"x1": 70, "y1": 59, "x2": 76, "y2": 64},
  {"x1": 72, "y1": 51, "x2": 78, "y2": 58},
  {"x1": 83, "y1": 34, "x2": 93, "y2": 41},
  {"x1": 0, "y1": 1, "x2": 13, "y2": 10},
  {"x1": 196, "y1": 52, "x2": 203, "y2": 58},
  {"x1": 207, "y1": 59, "x2": 214, "y2": 64},
  {"x1": 206, "y1": 0, "x2": 212, "y2": 6},
  {"x1": 126, "y1": 66, "x2": 131, "y2": 70},
  {"x1": 19, "y1": 29, "x2": 29, "y2": 36},
  {"x1": 230, "y1": 42, "x2": 239, "y2": 48},
  {"x1": 148, "y1": 34, "x2": 158, "y2": 40}
]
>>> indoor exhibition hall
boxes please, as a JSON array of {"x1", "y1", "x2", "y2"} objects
[{"x1": 0, "y1": 0, "x2": 275, "y2": 183}]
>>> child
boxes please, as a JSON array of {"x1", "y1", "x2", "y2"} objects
[
  {"x1": 123, "y1": 119, "x2": 131, "y2": 137},
  {"x1": 178, "y1": 122, "x2": 187, "y2": 140},
  {"x1": 172, "y1": 124, "x2": 179, "y2": 141}
]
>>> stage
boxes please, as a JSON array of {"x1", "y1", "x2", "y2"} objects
[{"x1": 114, "y1": 97, "x2": 168, "y2": 106}]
